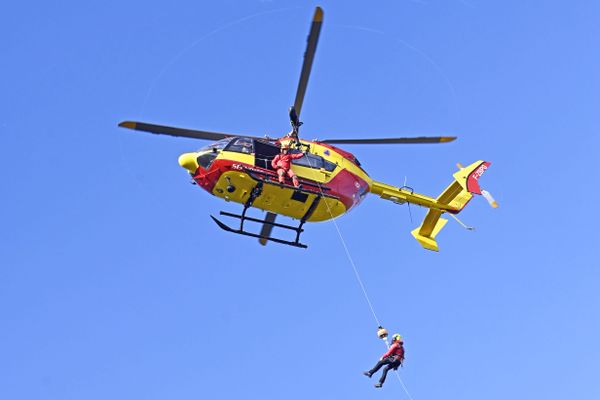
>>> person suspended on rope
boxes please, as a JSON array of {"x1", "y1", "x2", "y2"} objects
[
  {"x1": 271, "y1": 143, "x2": 305, "y2": 188},
  {"x1": 363, "y1": 333, "x2": 405, "y2": 388}
]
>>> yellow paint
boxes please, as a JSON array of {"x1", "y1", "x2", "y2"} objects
[
  {"x1": 373, "y1": 160, "x2": 490, "y2": 251},
  {"x1": 179, "y1": 139, "x2": 490, "y2": 251},
  {"x1": 219, "y1": 150, "x2": 255, "y2": 165},
  {"x1": 211, "y1": 171, "x2": 345, "y2": 222},
  {"x1": 371, "y1": 181, "x2": 445, "y2": 209},
  {"x1": 411, "y1": 216, "x2": 448, "y2": 252},
  {"x1": 452, "y1": 160, "x2": 486, "y2": 191},
  {"x1": 314, "y1": 7, "x2": 324, "y2": 22},
  {"x1": 118, "y1": 121, "x2": 136, "y2": 129},
  {"x1": 178, "y1": 143, "x2": 347, "y2": 221},
  {"x1": 281, "y1": 139, "x2": 373, "y2": 186},
  {"x1": 178, "y1": 152, "x2": 199, "y2": 173}
]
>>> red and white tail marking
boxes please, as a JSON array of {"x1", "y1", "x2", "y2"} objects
[{"x1": 466, "y1": 161, "x2": 491, "y2": 195}]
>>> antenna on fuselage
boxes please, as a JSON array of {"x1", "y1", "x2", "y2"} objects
[{"x1": 402, "y1": 176, "x2": 414, "y2": 224}]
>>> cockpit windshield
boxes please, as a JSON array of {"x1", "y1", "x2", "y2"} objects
[
  {"x1": 196, "y1": 138, "x2": 234, "y2": 169},
  {"x1": 198, "y1": 138, "x2": 234, "y2": 153},
  {"x1": 225, "y1": 137, "x2": 254, "y2": 154}
]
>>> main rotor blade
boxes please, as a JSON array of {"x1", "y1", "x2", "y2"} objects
[
  {"x1": 258, "y1": 212, "x2": 278, "y2": 246},
  {"x1": 293, "y1": 7, "x2": 323, "y2": 118},
  {"x1": 119, "y1": 121, "x2": 264, "y2": 141},
  {"x1": 320, "y1": 136, "x2": 457, "y2": 145}
]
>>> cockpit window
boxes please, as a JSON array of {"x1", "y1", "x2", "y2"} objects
[
  {"x1": 196, "y1": 138, "x2": 233, "y2": 169},
  {"x1": 225, "y1": 137, "x2": 254, "y2": 154},
  {"x1": 198, "y1": 138, "x2": 233, "y2": 153}
]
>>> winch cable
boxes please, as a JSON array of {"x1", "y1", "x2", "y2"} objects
[
  {"x1": 301, "y1": 148, "x2": 414, "y2": 398},
  {"x1": 383, "y1": 337, "x2": 415, "y2": 400},
  {"x1": 300, "y1": 148, "x2": 380, "y2": 324}
]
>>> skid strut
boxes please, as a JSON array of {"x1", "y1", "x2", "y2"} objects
[{"x1": 210, "y1": 173, "x2": 338, "y2": 248}]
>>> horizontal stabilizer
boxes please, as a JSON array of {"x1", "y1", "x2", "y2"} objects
[{"x1": 371, "y1": 160, "x2": 492, "y2": 251}]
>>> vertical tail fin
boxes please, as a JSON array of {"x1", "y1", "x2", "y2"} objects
[
  {"x1": 411, "y1": 161, "x2": 492, "y2": 251},
  {"x1": 453, "y1": 161, "x2": 491, "y2": 196}
]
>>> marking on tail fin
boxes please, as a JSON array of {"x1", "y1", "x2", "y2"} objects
[{"x1": 466, "y1": 161, "x2": 491, "y2": 195}]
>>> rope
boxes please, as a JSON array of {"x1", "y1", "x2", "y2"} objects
[
  {"x1": 299, "y1": 147, "x2": 380, "y2": 325},
  {"x1": 325, "y1": 207, "x2": 382, "y2": 326},
  {"x1": 395, "y1": 372, "x2": 415, "y2": 400},
  {"x1": 383, "y1": 337, "x2": 415, "y2": 400},
  {"x1": 383, "y1": 337, "x2": 414, "y2": 400},
  {"x1": 299, "y1": 146, "x2": 414, "y2": 398}
]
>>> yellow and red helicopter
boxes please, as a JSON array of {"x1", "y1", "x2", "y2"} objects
[{"x1": 119, "y1": 7, "x2": 495, "y2": 251}]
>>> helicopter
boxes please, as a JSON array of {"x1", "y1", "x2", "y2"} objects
[{"x1": 119, "y1": 7, "x2": 494, "y2": 251}]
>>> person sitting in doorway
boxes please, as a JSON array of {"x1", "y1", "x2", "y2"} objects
[{"x1": 271, "y1": 143, "x2": 305, "y2": 188}]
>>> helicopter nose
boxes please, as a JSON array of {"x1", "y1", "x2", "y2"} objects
[{"x1": 178, "y1": 152, "x2": 199, "y2": 173}]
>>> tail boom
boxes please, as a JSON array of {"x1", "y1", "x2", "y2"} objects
[
  {"x1": 370, "y1": 160, "x2": 492, "y2": 251},
  {"x1": 369, "y1": 182, "x2": 456, "y2": 212}
]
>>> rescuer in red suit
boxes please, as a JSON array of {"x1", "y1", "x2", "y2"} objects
[
  {"x1": 363, "y1": 333, "x2": 405, "y2": 388},
  {"x1": 271, "y1": 144, "x2": 305, "y2": 188}
]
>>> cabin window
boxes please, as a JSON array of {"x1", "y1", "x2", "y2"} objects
[
  {"x1": 322, "y1": 159, "x2": 337, "y2": 172},
  {"x1": 292, "y1": 152, "x2": 336, "y2": 172}
]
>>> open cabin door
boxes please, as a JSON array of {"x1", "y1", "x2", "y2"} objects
[{"x1": 254, "y1": 140, "x2": 280, "y2": 171}]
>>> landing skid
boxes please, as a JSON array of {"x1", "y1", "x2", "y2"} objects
[
  {"x1": 210, "y1": 172, "x2": 336, "y2": 248},
  {"x1": 211, "y1": 213, "x2": 308, "y2": 248}
]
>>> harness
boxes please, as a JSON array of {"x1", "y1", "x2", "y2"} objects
[{"x1": 386, "y1": 343, "x2": 405, "y2": 365}]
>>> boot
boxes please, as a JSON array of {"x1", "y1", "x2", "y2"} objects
[{"x1": 363, "y1": 371, "x2": 372, "y2": 378}]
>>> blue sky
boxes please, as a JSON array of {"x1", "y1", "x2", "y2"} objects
[{"x1": 2, "y1": 1, "x2": 599, "y2": 399}]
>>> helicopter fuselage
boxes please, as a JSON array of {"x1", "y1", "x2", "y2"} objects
[
  {"x1": 118, "y1": 6, "x2": 493, "y2": 250},
  {"x1": 178, "y1": 137, "x2": 372, "y2": 222}
]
